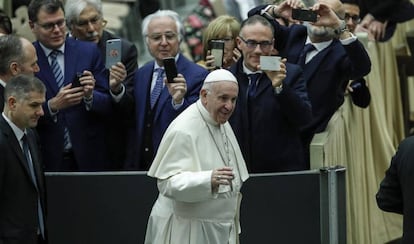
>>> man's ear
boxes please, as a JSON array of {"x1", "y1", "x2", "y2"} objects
[
  {"x1": 9, "y1": 62, "x2": 19, "y2": 75},
  {"x1": 7, "y1": 96, "x2": 17, "y2": 110}
]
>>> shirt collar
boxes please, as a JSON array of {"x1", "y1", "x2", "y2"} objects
[
  {"x1": 0, "y1": 78, "x2": 5, "y2": 88},
  {"x1": 242, "y1": 62, "x2": 263, "y2": 76},
  {"x1": 2, "y1": 112, "x2": 26, "y2": 141},
  {"x1": 304, "y1": 37, "x2": 333, "y2": 52},
  {"x1": 39, "y1": 42, "x2": 65, "y2": 57}
]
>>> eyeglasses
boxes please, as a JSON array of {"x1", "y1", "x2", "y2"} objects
[
  {"x1": 344, "y1": 13, "x2": 361, "y2": 24},
  {"x1": 211, "y1": 37, "x2": 234, "y2": 44},
  {"x1": 75, "y1": 15, "x2": 103, "y2": 28},
  {"x1": 36, "y1": 19, "x2": 66, "y2": 31},
  {"x1": 238, "y1": 36, "x2": 273, "y2": 51},
  {"x1": 147, "y1": 32, "x2": 178, "y2": 42}
]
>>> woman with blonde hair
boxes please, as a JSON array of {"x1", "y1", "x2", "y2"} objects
[{"x1": 201, "y1": 15, "x2": 242, "y2": 70}]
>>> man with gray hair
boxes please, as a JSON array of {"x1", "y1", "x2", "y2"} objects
[
  {"x1": 0, "y1": 35, "x2": 40, "y2": 111},
  {"x1": 65, "y1": 0, "x2": 138, "y2": 169},
  {"x1": 110, "y1": 10, "x2": 208, "y2": 170},
  {"x1": 145, "y1": 69, "x2": 249, "y2": 244}
]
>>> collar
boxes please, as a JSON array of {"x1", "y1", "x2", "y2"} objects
[
  {"x1": 0, "y1": 78, "x2": 5, "y2": 88},
  {"x1": 304, "y1": 37, "x2": 333, "y2": 52},
  {"x1": 242, "y1": 62, "x2": 263, "y2": 76},
  {"x1": 196, "y1": 100, "x2": 219, "y2": 127},
  {"x1": 39, "y1": 41, "x2": 65, "y2": 57},
  {"x1": 2, "y1": 112, "x2": 26, "y2": 141}
]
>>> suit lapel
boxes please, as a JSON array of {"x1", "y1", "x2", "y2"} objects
[
  {"x1": 34, "y1": 41, "x2": 60, "y2": 95},
  {"x1": 0, "y1": 116, "x2": 35, "y2": 186},
  {"x1": 303, "y1": 42, "x2": 334, "y2": 84},
  {"x1": 64, "y1": 38, "x2": 78, "y2": 86}
]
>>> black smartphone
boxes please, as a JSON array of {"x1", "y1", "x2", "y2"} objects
[
  {"x1": 72, "y1": 72, "x2": 84, "y2": 88},
  {"x1": 292, "y1": 8, "x2": 317, "y2": 22},
  {"x1": 209, "y1": 40, "x2": 225, "y2": 68},
  {"x1": 163, "y1": 57, "x2": 178, "y2": 83}
]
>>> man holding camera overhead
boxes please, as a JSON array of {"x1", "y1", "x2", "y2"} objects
[{"x1": 249, "y1": 0, "x2": 371, "y2": 166}]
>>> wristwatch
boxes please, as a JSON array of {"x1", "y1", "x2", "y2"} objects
[{"x1": 274, "y1": 83, "x2": 283, "y2": 94}]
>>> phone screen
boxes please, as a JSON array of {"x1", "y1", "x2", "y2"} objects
[
  {"x1": 292, "y1": 9, "x2": 317, "y2": 22},
  {"x1": 209, "y1": 40, "x2": 225, "y2": 68},
  {"x1": 105, "y1": 39, "x2": 122, "y2": 69},
  {"x1": 163, "y1": 57, "x2": 178, "y2": 83}
]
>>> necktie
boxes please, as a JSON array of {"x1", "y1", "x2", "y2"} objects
[
  {"x1": 297, "y1": 43, "x2": 316, "y2": 66},
  {"x1": 21, "y1": 134, "x2": 45, "y2": 238},
  {"x1": 50, "y1": 50, "x2": 71, "y2": 150},
  {"x1": 248, "y1": 73, "x2": 261, "y2": 98},
  {"x1": 150, "y1": 68, "x2": 165, "y2": 108}
]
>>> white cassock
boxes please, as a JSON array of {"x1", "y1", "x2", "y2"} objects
[{"x1": 145, "y1": 100, "x2": 249, "y2": 244}]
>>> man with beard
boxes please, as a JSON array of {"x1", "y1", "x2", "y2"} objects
[{"x1": 249, "y1": 0, "x2": 371, "y2": 166}]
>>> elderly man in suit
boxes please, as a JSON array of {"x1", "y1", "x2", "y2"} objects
[
  {"x1": 64, "y1": 0, "x2": 138, "y2": 169},
  {"x1": 377, "y1": 136, "x2": 414, "y2": 244},
  {"x1": 0, "y1": 35, "x2": 40, "y2": 111},
  {"x1": 250, "y1": 0, "x2": 371, "y2": 166},
  {"x1": 0, "y1": 74, "x2": 47, "y2": 244},
  {"x1": 110, "y1": 10, "x2": 209, "y2": 170},
  {"x1": 229, "y1": 14, "x2": 312, "y2": 173},
  {"x1": 28, "y1": 0, "x2": 115, "y2": 171}
]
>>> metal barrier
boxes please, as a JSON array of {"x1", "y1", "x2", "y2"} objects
[{"x1": 45, "y1": 167, "x2": 346, "y2": 244}]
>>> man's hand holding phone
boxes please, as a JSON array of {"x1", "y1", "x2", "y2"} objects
[{"x1": 259, "y1": 56, "x2": 287, "y2": 88}]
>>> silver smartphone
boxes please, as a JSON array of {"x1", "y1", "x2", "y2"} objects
[
  {"x1": 260, "y1": 56, "x2": 281, "y2": 71},
  {"x1": 105, "y1": 39, "x2": 122, "y2": 69},
  {"x1": 209, "y1": 40, "x2": 225, "y2": 68}
]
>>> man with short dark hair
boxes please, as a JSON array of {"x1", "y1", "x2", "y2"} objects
[
  {"x1": 28, "y1": 0, "x2": 114, "y2": 171},
  {"x1": 0, "y1": 74, "x2": 47, "y2": 244}
]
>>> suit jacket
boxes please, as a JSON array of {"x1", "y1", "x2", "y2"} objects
[
  {"x1": 0, "y1": 116, "x2": 47, "y2": 243},
  {"x1": 249, "y1": 7, "x2": 371, "y2": 145},
  {"x1": 120, "y1": 54, "x2": 209, "y2": 169},
  {"x1": 376, "y1": 136, "x2": 414, "y2": 244},
  {"x1": 229, "y1": 59, "x2": 312, "y2": 173},
  {"x1": 33, "y1": 37, "x2": 113, "y2": 171},
  {"x1": 97, "y1": 31, "x2": 138, "y2": 169}
]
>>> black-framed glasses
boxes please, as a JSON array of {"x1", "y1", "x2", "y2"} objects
[
  {"x1": 238, "y1": 36, "x2": 273, "y2": 51},
  {"x1": 147, "y1": 31, "x2": 178, "y2": 42},
  {"x1": 36, "y1": 19, "x2": 66, "y2": 31},
  {"x1": 344, "y1": 13, "x2": 361, "y2": 24},
  {"x1": 75, "y1": 15, "x2": 103, "y2": 28}
]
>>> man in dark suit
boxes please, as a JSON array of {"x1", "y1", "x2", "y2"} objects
[
  {"x1": 28, "y1": 0, "x2": 113, "y2": 171},
  {"x1": 251, "y1": 0, "x2": 371, "y2": 166},
  {"x1": 0, "y1": 35, "x2": 40, "y2": 111},
  {"x1": 229, "y1": 15, "x2": 312, "y2": 173},
  {"x1": 0, "y1": 74, "x2": 47, "y2": 244},
  {"x1": 377, "y1": 136, "x2": 414, "y2": 244},
  {"x1": 64, "y1": 0, "x2": 138, "y2": 169},
  {"x1": 110, "y1": 10, "x2": 209, "y2": 170}
]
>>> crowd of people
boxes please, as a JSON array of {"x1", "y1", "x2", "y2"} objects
[{"x1": 0, "y1": 0, "x2": 413, "y2": 243}]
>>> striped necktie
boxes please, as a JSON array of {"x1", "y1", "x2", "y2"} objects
[
  {"x1": 150, "y1": 68, "x2": 165, "y2": 109},
  {"x1": 49, "y1": 50, "x2": 71, "y2": 150},
  {"x1": 50, "y1": 50, "x2": 64, "y2": 88}
]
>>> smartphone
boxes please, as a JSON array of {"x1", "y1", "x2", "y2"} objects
[
  {"x1": 260, "y1": 56, "x2": 281, "y2": 71},
  {"x1": 105, "y1": 39, "x2": 122, "y2": 69},
  {"x1": 163, "y1": 57, "x2": 178, "y2": 83},
  {"x1": 72, "y1": 72, "x2": 84, "y2": 88},
  {"x1": 209, "y1": 40, "x2": 225, "y2": 68},
  {"x1": 292, "y1": 8, "x2": 317, "y2": 22}
]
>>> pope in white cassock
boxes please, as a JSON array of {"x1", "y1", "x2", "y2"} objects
[{"x1": 145, "y1": 69, "x2": 249, "y2": 244}]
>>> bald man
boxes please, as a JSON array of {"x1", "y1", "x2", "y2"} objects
[{"x1": 0, "y1": 35, "x2": 40, "y2": 110}]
